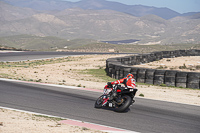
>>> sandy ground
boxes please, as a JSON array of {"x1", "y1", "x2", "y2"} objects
[
  {"x1": 0, "y1": 108, "x2": 104, "y2": 133},
  {"x1": 134, "y1": 56, "x2": 200, "y2": 72},
  {"x1": 0, "y1": 54, "x2": 200, "y2": 133}
]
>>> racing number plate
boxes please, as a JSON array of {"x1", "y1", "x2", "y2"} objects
[
  {"x1": 109, "y1": 103, "x2": 112, "y2": 107},
  {"x1": 130, "y1": 89, "x2": 134, "y2": 92}
]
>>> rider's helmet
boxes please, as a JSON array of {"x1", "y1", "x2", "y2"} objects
[{"x1": 126, "y1": 73, "x2": 134, "y2": 78}]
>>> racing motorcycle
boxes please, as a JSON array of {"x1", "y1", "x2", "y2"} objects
[{"x1": 94, "y1": 83, "x2": 137, "y2": 112}]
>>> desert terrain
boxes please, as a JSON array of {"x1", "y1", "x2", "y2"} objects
[
  {"x1": 134, "y1": 56, "x2": 200, "y2": 72},
  {"x1": 0, "y1": 54, "x2": 200, "y2": 133}
]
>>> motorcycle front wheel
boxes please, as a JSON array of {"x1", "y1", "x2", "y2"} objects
[
  {"x1": 115, "y1": 95, "x2": 132, "y2": 112},
  {"x1": 94, "y1": 95, "x2": 104, "y2": 108}
]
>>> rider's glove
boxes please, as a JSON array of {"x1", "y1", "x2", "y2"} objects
[{"x1": 107, "y1": 82, "x2": 112, "y2": 87}]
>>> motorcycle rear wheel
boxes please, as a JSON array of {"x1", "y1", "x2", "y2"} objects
[
  {"x1": 115, "y1": 95, "x2": 132, "y2": 112},
  {"x1": 94, "y1": 95, "x2": 104, "y2": 108}
]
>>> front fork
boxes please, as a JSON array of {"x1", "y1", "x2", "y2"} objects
[
  {"x1": 102, "y1": 95, "x2": 109, "y2": 106},
  {"x1": 102, "y1": 94, "x2": 116, "y2": 107}
]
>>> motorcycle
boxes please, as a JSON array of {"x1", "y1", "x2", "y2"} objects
[{"x1": 94, "y1": 83, "x2": 137, "y2": 112}]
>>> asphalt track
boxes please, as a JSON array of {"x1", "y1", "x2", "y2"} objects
[
  {"x1": 0, "y1": 51, "x2": 134, "y2": 62},
  {"x1": 0, "y1": 79, "x2": 200, "y2": 133}
]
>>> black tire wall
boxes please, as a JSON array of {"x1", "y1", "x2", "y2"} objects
[{"x1": 106, "y1": 49, "x2": 200, "y2": 89}]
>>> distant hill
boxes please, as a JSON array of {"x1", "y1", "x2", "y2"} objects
[
  {"x1": 0, "y1": 1, "x2": 38, "y2": 21},
  {"x1": 0, "y1": 0, "x2": 200, "y2": 48},
  {"x1": 0, "y1": 34, "x2": 99, "y2": 50},
  {"x1": 1, "y1": 0, "x2": 182, "y2": 19}
]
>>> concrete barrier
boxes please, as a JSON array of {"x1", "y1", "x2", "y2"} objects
[{"x1": 106, "y1": 49, "x2": 200, "y2": 89}]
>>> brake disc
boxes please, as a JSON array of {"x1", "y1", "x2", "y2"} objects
[{"x1": 116, "y1": 99, "x2": 124, "y2": 105}]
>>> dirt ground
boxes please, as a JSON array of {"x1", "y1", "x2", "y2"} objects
[
  {"x1": 0, "y1": 108, "x2": 104, "y2": 133},
  {"x1": 134, "y1": 56, "x2": 200, "y2": 72},
  {"x1": 0, "y1": 54, "x2": 200, "y2": 133}
]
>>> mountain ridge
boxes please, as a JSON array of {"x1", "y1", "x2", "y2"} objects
[
  {"x1": 1, "y1": 0, "x2": 189, "y2": 19},
  {"x1": 0, "y1": 0, "x2": 200, "y2": 47}
]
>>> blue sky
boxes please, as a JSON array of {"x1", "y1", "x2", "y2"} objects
[{"x1": 64, "y1": 0, "x2": 200, "y2": 13}]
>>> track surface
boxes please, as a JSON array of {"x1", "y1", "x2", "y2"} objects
[
  {"x1": 0, "y1": 79, "x2": 200, "y2": 133},
  {"x1": 0, "y1": 51, "x2": 133, "y2": 62}
]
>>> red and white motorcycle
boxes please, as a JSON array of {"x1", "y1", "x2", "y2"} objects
[{"x1": 94, "y1": 83, "x2": 137, "y2": 112}]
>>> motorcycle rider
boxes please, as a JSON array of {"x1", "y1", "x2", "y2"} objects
[
  {"x1": 102, "y1": 73, "x2": 136, "y2": 105},
  {"x1": 111, "y1": 73, "x2": 136, "y2": 89}
]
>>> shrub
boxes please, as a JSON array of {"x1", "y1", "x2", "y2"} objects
[
  {"x1": 36, "y1": 79, "x2": 42, "y2": 82},
  {"x1": 139, "y1": 93, "x2": 144, "y2": 97},
  {"x1": 77, "y1": 84, "x2": 82, "y2": 87},
  {"x1": 160, "y1": 84, "x2": 167, "y2": 87},
  {"x1": 196, "y1": 65, "x2": 200, "y2": 70},
  {"x1": 179, "y1": 63, "x2": 187, "y2": 69}
]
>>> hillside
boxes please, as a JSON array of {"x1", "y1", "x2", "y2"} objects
[
  {"x1": 0, "y1": 1, "x2": 37, "y2": 21},
  {"x1": 0, "y1": 35, "x2": 99, "y2": 51},
  {"x1": 1, "y1": 35, "x2": 199, "y2": 52},
  {"x1": 2, "y1": 0, "x2": 182, "y2": 19},
  {"x1": 0, "y1": 0, "x2": 200, "y2": 50}
]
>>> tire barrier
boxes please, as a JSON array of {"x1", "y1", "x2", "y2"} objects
[
  {"x1": 137, "y1": 68, "x2": 146, "y2": 83},
  {"x1": 145, "y1": 69, "x2": 155, "y2": 84},
  {"x1": 123, "y1": 67, "x2": 132, "y2": 77},
  {"x1": 106, "y1": 49, "x2": 200, "y2": 89},
  {"x1": 187, "y1": 73, "x2": 200, "y2": 89},
  {"x1": 176, "y1": 72, "x2": 188, "y2": 88},
  {"x1": 154, "y1": 70, "x2": 166, "y2": 85},
  {"x1": 164, "y1": 71, "x2": 177, "y2": 87}
]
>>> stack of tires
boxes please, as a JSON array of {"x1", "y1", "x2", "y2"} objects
[
  {"x1": 119, "y1": 67, "x2": 124, "y2": 79},
  {"x1": 135, "y1": 56, "x2": 141, "y2": 65},
  {"x1": 154, "y1": 52, "x2": 163, "y2": 60},
  {"x1": 111, "y1": 67, "x2": 116, "y2": 79},
  {"x1": 179, "y1": 50, "x2": 187, "y2": 56},
  {"x1": 137, "y1": 68, "x2": 146, "y2": 83},
  {"x1": 162, "y1": 51, "x2": 171, "y2": 58},
  {"x1": 164, "y1": 70, "x2": 177, "y2": 87},
  {"x1": 114, "y1": 64, "x2": 121, "y2": 79},
  {"x1": 122, "y1": 57, "x2": 131, "y2": 65},
  {"x1": 123, "y1": 67, "x2": 132, "y2": 78},
  {"x1": 154, "y1": 70, "x2": 166, "y2": 85},
  {"x1": 176, "y1": 72, "x2": 188, "y2": 88},
  {"x1": 187, "y1": 72, "x2": 200, "y2": 89},
  {"x1": 130, "y1": 56, "x2": 137, "y2": 65},
  {"x1": 148, "y1": 53, "x2": 156, "y2": 62},
  {"x1": 107, "y1": 63, "x2": 113, "y2": 77},
  {"x1": 145, "y1": 69, "x2": 155, "y2": 84},
  {"x1": 174, "y1": 50, "x2": 181, "y2": 57},
  {"x1": 141, "y1": 54, "x2": 149, "y2": 64}
]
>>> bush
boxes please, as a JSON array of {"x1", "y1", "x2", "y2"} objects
[
  {"x1": 179, "y1": 63, "x2": 187, "y2": 69},
  {"x1": 77, "y1": 84, "x2": 82, "y2": 87},
  {"x1": 160, "y1": 84, "x2": 167, "y2": 87},
  {"x1": 139, "y1": 93, "x2": 144, "y2": 97}
]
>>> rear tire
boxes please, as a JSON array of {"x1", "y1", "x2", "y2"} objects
[
  {"x1": 94, "y1": 95, "x2": 104, "y2": 108},
  {"x1": 115, "y1": 95, "x2": 132, "y2": 112}
]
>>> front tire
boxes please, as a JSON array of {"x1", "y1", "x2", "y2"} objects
[
  {"x1": 115, "y1": 95, "x2": 132, "y2": 112},
  {"x1": 94, "y1": 95, "x2": 104, "y2": 108}
]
